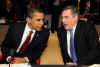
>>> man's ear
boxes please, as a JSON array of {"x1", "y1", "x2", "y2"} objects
[{"x1": 26, "y1": 17, "x2": 31, "y2": 24}]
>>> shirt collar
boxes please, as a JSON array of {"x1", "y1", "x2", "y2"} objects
[
  {"x1": 73, "y1": 24, "x2": 77, "y2": 32},
  {"x1": 66, "y1": 24, "x2": 77, "y2": 35},
  {"x1": 67, "y1": 24, "x2": 77, "y2": 31}
]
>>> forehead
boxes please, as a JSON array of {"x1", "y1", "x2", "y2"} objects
[
  {"x1": 61, "y1": 9, "x2": 72, "y2": 16},
  {"x1": 32, "y1": 11, "x2": 45, "y2": 18}
]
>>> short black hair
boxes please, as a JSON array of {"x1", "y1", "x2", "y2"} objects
[{"x1": 27, "y1": 0, "x2": 45, "y2": 18}]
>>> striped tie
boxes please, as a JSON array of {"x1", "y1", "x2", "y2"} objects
[{"x1": 19, "y1": 31, "x2": 32, "y2": 54}]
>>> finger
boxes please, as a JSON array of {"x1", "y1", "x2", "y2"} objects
[
  {"x1": 8, "y1": 58, "x2": 13, "y2": 62},
  {"x1": 10, "y1": 59, "x2": 17, "y2": 64}
]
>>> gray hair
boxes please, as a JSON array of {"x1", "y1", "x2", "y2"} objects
[{"x1": 61, "y1": 4, "x2": 79, "y2": 16}]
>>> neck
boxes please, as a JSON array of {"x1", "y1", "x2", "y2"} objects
[{"x1": 28, "y1": 23, "x2": 35, "y2": 30}]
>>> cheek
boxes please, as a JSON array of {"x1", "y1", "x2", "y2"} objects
[
  {"x1": 34, "y1": 23, "x2": 40, "y2": 28},
  {"x1": 33, "y1": 23, "x2": 38, "y2": 28},
  {"x1": 30, "y1": 22, "x2": 36, "y2": 28},
  {"x1": 64, "y1": 19, "x2": 72, "y2": 23},
  {"x1": 31, "y1": 22, "x2": 35, "y2": 26},
  {"x1": 68, "y1": 18, "x2": 73, "y2": 22}
]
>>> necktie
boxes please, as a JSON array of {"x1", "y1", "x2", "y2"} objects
[
  {"x1": 19, "y1": 31, "x2": 33, "y2": 54},
  {"x1": 69, "y1": 30, "x2": 77, "y2": 62}
]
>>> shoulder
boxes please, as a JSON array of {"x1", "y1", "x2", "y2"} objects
[
  {"x1": 77, "y1": 20, "x2": 97, "y2": 34},
  {"x1": 9, "y1": 22, "x2": 26, "y2": 30},
  {"x1": 8, "y1": 22, "x2": 26, "y2": 33},
  {"x1": 42, "y1": 28, "x2": 50, "y2": 34},
  {"x1": 57, "y1": 27, "x2": 66, "y2": 37},
  {"x1": 57, "y1": 27, "x2": 65, "y2": 34},
  {"x1": 9, "y1": 22, "x2": 26, "y2": 28},
  {"x1": 42, "y1": 28, "x2": 50, "y2": 32},
  {"x1": 78, "y1": 20, "x2": 88, "y2": 26},
  {"x1": 41, "y1": 28, "x2": 50, "y2": 35},
  {"x1": 57, "y1": 27, "x2": 64, "y2": 32},
  {"x1": 78, "y1": 20, "x2": 95, "y2": 29}
]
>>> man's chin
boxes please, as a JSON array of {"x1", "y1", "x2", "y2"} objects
[
  {"x1": 64, "y1": 27, "x2": 72, "y2": 30},
  {"x1": 36, "y1": 28, "x2": 42, "y2": 31}
]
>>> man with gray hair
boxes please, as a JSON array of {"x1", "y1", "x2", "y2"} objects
[{"x1": 57, "y1": 3, "x2": 100, "y2": 65}]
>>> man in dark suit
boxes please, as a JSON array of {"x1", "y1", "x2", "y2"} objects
[
  {"x1": 0, "y1": 3, "x2": 49, "y2": 65},
  {"x1": 57, "y1": 4, "x2": 100, "y2": 65}
]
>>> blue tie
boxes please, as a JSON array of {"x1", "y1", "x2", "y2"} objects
[{"x1": 69, "y1": 30, "x2": 77, "y2": 62}]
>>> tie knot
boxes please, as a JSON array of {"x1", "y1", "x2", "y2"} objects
[
  {"x1": 69, "y1": 29, "x2": 73, "y2": 34},
  {"x1": 69, "y1": 30, "x2": 73, "y2": 38}
]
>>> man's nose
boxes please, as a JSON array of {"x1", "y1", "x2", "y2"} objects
[
  {"x1": 62, "y1": 18, "x2": 65, "y2": 23},
  {"x1": 40, "y1": 21, "x2": 44, "y2": 25}
]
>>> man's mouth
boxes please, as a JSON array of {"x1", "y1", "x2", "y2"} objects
[{"x1": 63, "y1": 24, "x2": 68, "y2": 26}]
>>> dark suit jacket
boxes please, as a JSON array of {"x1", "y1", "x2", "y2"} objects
[
  {"x1": 1, "y1": 22, "x2": 50, "y2": 65},
  {"x1": 57, "y1": 21, "x2": 100, "y2": 65}
]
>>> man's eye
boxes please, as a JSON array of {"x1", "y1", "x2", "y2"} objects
[
  {"x1": 36, "y1": 19, "x2": 41, "y2": 22},
  {"x1": 36, "y1": 19, "x2": 44, "y2": 22}
]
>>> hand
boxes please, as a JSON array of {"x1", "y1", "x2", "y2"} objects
[
  {"x1": 66, "y1": 62, "x2": 77, "y2": 66},
  {"x1": 9, "y1": 57, "x2": 28, "y2": 64},
  {"x1": 8, "y1": 57, "x2": 14, "y2": 63}
]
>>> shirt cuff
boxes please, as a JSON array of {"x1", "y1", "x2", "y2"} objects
[
  {"x1": 24, "y1": 57, "x2": 29, "y2": 62},
  {"x1": 7, "y1": 56, "x2": 11, "y2": 62}
]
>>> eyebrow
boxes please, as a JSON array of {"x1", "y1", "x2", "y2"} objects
[
  {"x1": 61, "y1": 16, "x2": 68, "y2": 19},
  {"x1": 36, "y1": 18, "x2": 44, "y2": 21}
]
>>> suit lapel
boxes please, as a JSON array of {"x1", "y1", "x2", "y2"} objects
[
  {"x1": 74, "y1": 22, "x2": 81, "y2": 58},
  {"x1": 28, "y1": 31, "x2": 42, "y2": 48},
  {"x1": 62, "y1": 29, "x2": 67, "y2": 53},
  {"x1": 61, "y1": 28, "x2": 71, "y2": 60},
  {"x1": 16, "y1": 23, "x2": 26, "y2": 49}
]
